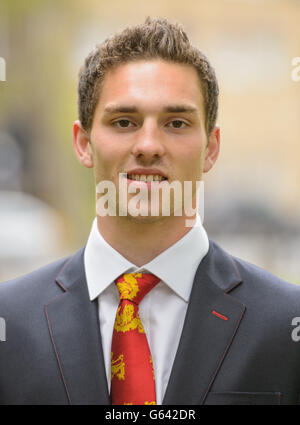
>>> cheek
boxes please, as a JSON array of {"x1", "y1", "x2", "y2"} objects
[
  {"x1": 92, "y1": 142, "x2": 129, "y2": 180},
  {"x1": 96, "y1": 154, "x2": 117, "y2": 174},
  {"x1": 91, "y1": 133, "x2": 119, "y2": 165},
  {"x1": 175, "y1": 143, "x2": 203, "y2": 174}
]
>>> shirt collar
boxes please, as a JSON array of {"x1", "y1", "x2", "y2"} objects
[{"x1": 84, "y1": 216, "x2": 209, "y2": 302}]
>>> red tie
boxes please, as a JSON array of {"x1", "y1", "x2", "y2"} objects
[{"x1": 110, "y1": 272, "x2": 160, "y2": 405}]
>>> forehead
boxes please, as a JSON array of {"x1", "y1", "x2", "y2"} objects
[{"x1": 95, "y1": 59, "x2": 205, "y2": 116}]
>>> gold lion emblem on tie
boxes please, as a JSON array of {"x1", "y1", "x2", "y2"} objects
[
  {"x1": 116, "y1": 273, "x2": 141, "y2": 301},
  {"x1": 114, "y1": 304, "x2": 145, "y2": 333},
  {"x1": 111, "y1": 352, "x2": 125, "y2": 380}
]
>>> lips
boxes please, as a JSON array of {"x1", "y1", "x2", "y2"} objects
[{"x1": 125, "y1": 168, "x2": 168, "y2": 182}]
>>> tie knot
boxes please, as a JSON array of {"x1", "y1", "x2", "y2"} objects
[{"x1": 115, "y1": 273, "x2": 160, "y2": 304}]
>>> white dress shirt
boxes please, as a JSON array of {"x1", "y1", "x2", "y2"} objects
[{"x1": 84, "y1": 215, "x2": 209, "y2": 404}]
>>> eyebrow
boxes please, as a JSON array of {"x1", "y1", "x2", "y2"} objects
[
  {"x1": 102, "y1": 104, "x2": 199, "y2": 115},
  {"x1": 103, "y1": 105, "x2": 138, "y2": 114},
  {"x1": 162, "y1": 105, "x2": 198, "y2": 114}
]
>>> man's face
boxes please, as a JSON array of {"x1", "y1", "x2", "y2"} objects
[{"x1": 74, "y1": 59, "x2": 219, "y2": 222}]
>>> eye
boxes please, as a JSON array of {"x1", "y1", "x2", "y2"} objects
[
  {"x1": 113, "y1": 119, "x2": 135, "y2": 128},
  {"x1": 167, "y1": 120, "x2": 188, "y2": 129}
]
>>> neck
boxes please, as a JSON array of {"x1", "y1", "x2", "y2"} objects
[{"x1": 97, "y1": 214, "x2": 197, "y2": 267}]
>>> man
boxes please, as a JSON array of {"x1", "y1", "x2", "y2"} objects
[{"x1": 1, "y1": 17, "x2": 300, "y2": 405}]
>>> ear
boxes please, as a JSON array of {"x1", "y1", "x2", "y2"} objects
[
  {"x1": 203, "y1": 126, "x2": 220, "y2": 173},
  {"x1": 72, "y1": 120, "x2": 94, "y2": 168}
]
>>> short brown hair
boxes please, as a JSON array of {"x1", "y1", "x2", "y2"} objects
[{"x1": 78, "y1": 17, "x2": 219, "y2": 135}]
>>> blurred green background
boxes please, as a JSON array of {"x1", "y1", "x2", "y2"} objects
[{"x1": 0, "y1": 0, "x2": 300, "y2": 283}]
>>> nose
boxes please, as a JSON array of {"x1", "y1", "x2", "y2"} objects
[{"x1": 131, "y1": 120, "x2": 165, "y2": 163}]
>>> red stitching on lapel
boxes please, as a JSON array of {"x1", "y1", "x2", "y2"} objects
[{"x1": 212, "y1": 310, "x2": 228, "y2": 321}]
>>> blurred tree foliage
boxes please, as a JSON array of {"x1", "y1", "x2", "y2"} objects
[{"x1": 1, "y1": 0, "x2": 96, "y2": 247}]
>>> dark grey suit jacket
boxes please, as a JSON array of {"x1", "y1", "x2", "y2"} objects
[{"x1": 1, "y1": 240, "x2": 300, "y2": 405}]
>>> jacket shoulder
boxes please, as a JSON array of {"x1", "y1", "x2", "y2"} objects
[
  {"x1": 232, "y1": 252, "x2": 300, "y2": 295},
  {"x1": 0, "y1": 249, "x2": 83, "y2": 308},
  {"x1": 209, "y1": 239, "x2": 300, "y2": 294}
]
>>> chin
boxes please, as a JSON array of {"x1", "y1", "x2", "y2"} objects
[
  {"x1": 117, "y1": 205, "x2": 183, "y2": 225},
  {"x1": 124, "y1": 214, "x2": 164, "y2": 225}
]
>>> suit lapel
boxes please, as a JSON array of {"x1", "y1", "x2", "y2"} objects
[
  {"x1": 45, "y1": 248, "x2": 110, "y2": 405},
  {"x1": 163, "y1": 242, "x2": 246, "y2": 405}
]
